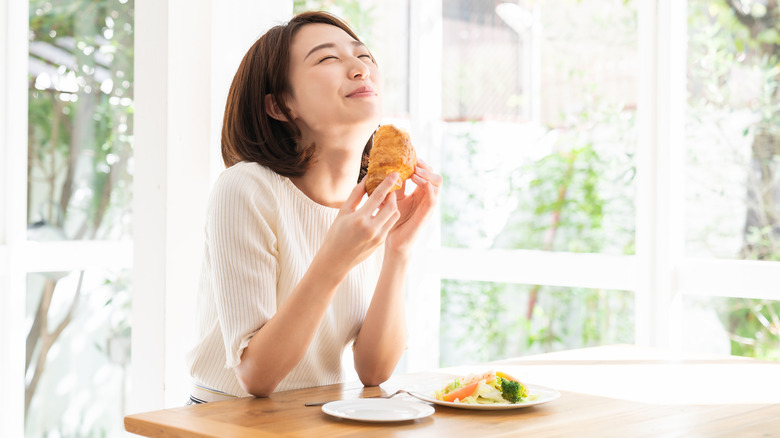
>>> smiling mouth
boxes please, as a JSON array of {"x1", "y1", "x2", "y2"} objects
[{"x1": 347, "y1": 87, "x2": 377, "y2": 98}]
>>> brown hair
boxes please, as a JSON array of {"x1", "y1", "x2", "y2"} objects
[{"x1": 221, "y1": 11, "x2": 373, "y2": 179}]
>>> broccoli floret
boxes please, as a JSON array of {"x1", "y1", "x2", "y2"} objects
[{"x1": 499, "y1": 377, "x2": 526, "y2": 403}]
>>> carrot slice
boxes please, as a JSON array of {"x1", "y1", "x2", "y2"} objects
[
  {"x1": 496, "y1": 371, "x2": 520, "y2": 382},
  {"x1": 442, "y1": 381, "x2": 479, "y2": 402}
]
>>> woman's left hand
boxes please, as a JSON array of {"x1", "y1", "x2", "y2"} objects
[{"x1": 385, "y1": 157, "x2": 442, "y2": 255}]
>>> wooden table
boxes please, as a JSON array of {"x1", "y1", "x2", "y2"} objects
[{"x1": 125, "y1": 345, "x2": 780, "y2": 437}]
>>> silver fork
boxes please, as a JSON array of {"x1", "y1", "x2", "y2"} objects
[{"x1": 304, "y1": 389, "x2": 414, "y2": 407}]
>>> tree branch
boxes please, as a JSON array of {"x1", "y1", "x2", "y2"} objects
[
  {"x1": 28, "y1": 110, "x2": 35, "y2": 223},
  {"x1": 25, "y1": 279, "x2": 55, "y2": 371},
  {"x1": 46, "y1": 94, "x2": 60, "y2": 225},
  {"x1": 24, "y1": 271, "x2": 85, "y2": 417},
  {"x1": 527, "y1": 153, "x2": 577, "y2": 321},
  {"x1": 58, "y1": 90, "x2": 97, "y2": 228},
  {"x1": 24, "y1": 277, "x2": 56, "y2": 415},
  {"x1": 725, "y1": 0, "x2": 780, "y2": 56},
  {"x1": 51, "y1": 270, "x2": 84, "y2": 341},
  {"x1": 726, "y1": 0, "x2": 758, "y2": 29}
]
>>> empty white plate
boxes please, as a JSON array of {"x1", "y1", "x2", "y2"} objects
[{"x1": 322, "y1": 399, "x2": 435, "y2": 422}]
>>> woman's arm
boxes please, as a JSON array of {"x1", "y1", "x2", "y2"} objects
[
  {"x1": 232, "y1": 249, "x2": 350, "y2": 396},
  {"x1": 352, "y1": 245, "x2": 410, "y2": 386},
  {"x1": 233, "y1": 175, "x2": 401, "y2": 397},
  {"x1": 352, "y1": 159, "x2": 443, "y2": 386}
]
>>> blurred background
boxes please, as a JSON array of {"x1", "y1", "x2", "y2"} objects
[{"x1": 2, "y1": 0, "x2": 778, "y2": 436}]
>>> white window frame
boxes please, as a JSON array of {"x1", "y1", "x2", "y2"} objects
[
  {"x1": 404, "y1": 0, "x2": 444, "y2": 372},
  {"x1": 2, "y1": 1, "x2": 30, "y2": 436}
]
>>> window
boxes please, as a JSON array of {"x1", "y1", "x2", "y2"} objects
[
  {"x1": 439, "y1": 0, "x2": 638, "y2": 361},
  {"x1": 682, "y1": 0, "x2": 780, "y2": 357},
  {"x1": 25, "y1": 1, "x2": 134, "y2": 436}
]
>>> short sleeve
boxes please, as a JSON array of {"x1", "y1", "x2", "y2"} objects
[{"x1": 206, "y1": 164, "x2": 280, "y2": 369}]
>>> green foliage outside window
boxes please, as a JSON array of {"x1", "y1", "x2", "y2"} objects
[
  {"x1": 687, "y1": 0, "x2": 780, "y2": 359},
  {"x1": 442, "y1": 0, "x2": 779, "y2": 364},
  {"x1": 440, "y1": 96, "x2": 637, "y2": 364},
  {"x1": 29, "y1": 0, "x2": 133, "y2": 239},
  {"x1": 27, "y1": 1, "x2": 134, "y2": 436}
]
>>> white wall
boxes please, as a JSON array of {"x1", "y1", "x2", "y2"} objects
[
  {"x1": 131, "y1": 0, "x2": 292, "y2": 412},
  {"x1": 1, "y1": 0, "x2": 30, "y2": 436},
  {"x1": 405, "y1": 0, "x2": 444, "y2": 372}
]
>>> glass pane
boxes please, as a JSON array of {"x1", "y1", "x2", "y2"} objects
[
  {"x1": 685, "y1": 1, "x2": 780, "y2": 260},
  {"x1": 25, "y1": 269, "x2": 132, "y2": 437},
  {"x1": 440, "y1": 280, "x2": 634, "y2": 367},
  {"x1": 683, "y1": 296, "x2": 780, "y2": 361},
  {"x1": 28, "y1": 0, "x2": 134, "y2": 242},
  {"x1": 440, "y1": 0, "x2": 636, "y2": 254}
]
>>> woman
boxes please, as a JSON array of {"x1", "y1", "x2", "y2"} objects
[{"x1": 185, "y1": 11, "x2": 442, "y2": 403}]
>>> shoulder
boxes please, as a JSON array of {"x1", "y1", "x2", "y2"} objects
[
  {"x1": 212, "y1": 161, "x2": 280, "y2": 196},
  {"x1": 212, "y1": 162, "x2": 282, "y2": 201},
  {"x1": 208, "y1": 162, "x2": 284, "y2": 218}
]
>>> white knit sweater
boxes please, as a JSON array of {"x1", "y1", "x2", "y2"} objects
[{"x1": 185, "y1": 161, "x2": 383, "y2": 400}]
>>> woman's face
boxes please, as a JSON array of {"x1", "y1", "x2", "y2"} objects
[{"x1": 285, "y1": 23, "x2": 383, "y2": 138}]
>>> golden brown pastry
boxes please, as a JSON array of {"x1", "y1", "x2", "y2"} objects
[{"x1": 365, "y1": 124, "x2": 417, "y2": 196}]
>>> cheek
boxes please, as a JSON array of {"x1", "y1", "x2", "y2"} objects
[
  {"x1": 371, "y1": 67, "x2": 384, "y2": 92},
  {"x1": 303, "y1": 72, "x2": 340, "y2": 100},
  {"x1": 288, "y1": 83, "x2": 326, "y2": 116}
]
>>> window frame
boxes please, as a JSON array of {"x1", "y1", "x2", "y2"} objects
[{"x1": 2, "y1": 0, "x2": 32, "y2": 436}]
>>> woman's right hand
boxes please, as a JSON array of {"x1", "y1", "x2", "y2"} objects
[{"x1": 319, "y1": 173, "x2": 402, "y2": 275}]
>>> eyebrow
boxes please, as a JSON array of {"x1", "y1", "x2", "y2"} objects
[{"x1": 304, "y1": 40, "x2": 367, "y2": 60}]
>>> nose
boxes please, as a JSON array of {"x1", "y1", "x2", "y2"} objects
[{"x1": 349, "y1": 57, "x2": 370, "y2": 80}]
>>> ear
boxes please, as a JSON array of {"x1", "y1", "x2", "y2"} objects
[{"x1": 265, "y1": 94, "x2": 293, "y2": 122}]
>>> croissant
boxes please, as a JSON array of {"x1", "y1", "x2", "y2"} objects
[{"x1": 365, "y1": 124, "x2": 417, "y2": 196}]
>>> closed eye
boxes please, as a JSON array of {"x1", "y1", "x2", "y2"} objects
[{"x1": 317, "y1": 54, "x2": 373, "y2": 64}]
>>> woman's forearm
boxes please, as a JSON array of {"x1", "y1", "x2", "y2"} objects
[
  {"x1": 352, "y1": 248, "x2": 410, "y2": 386},
  {"x1": 233, "y1": 252, "x2": 347, "y2": 397}
]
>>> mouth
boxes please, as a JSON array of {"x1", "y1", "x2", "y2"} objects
[{"x1": 346, "y1": 86, "x2": 377, "y2": 98}]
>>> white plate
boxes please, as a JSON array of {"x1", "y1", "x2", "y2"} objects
[
  {"x1": 321, "y1": 399, "x2": 435, "y2": 422},
  {"x1": 410, "y1": 384, "x2": 561, "y2": 410}
]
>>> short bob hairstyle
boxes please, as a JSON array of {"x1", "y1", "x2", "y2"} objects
[{"x1": 221, "y1": 11, "x2": 374, "y2": 179}]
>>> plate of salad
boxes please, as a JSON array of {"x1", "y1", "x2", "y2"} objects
[{"x1": 413, "y1": 371, "x2": 560, "y2": 410}]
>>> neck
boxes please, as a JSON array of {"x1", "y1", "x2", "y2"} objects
[{"x1": 290, "y1": 129, "x2": 371, "y2": 208}]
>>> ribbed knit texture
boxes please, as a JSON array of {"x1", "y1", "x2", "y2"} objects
[{"x1": 185, "y1": 162, "x2": 383, "y2": 399}]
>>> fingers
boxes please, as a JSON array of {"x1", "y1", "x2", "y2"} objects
[
  {"x1": 373, "y1": 190, "x2": 400, "y2": 230},
  {"x1": 395, "y1": 179, "x2": 408, "y2": 201},
  {"x1": 416, "y1": 157, "x2": 432, "y2": 170},
  {"x1": 413, "y1": 158, "x2": 443, "y2": 194},
  {"x1": 340, "y1": 180, "x2": 368, "y2": 213},
  {"x1": 425, "y1": 180, "x2": 437, "y2": 204},
  {"x1": 410, "y1": 173, "x2": 427, "y2": 187},
  {"x1": 411, "y1": 173, "x2": 441, "y2": 195},
  {"x1": 414, "y1": 166, "x2": 443, "y2": 189},
  {"x1": 361, "y1": 172, "x2": 400, "y2": 213},
  {"x1": 380, "y1": 208, "x2": 402, "y2": 237}
]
